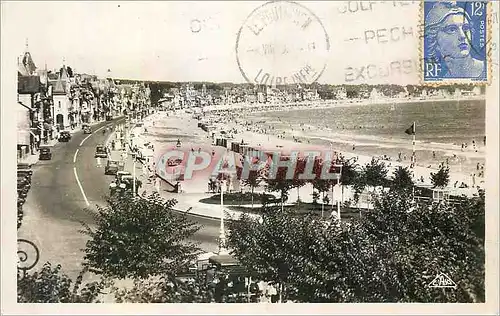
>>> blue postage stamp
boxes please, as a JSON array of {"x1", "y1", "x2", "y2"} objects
[{"x1": 422, "y1": 0, "x2": 489, "y2": 83}]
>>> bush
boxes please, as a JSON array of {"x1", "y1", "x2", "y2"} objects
[
  {"x1": 17, "y1": 263, "x2": 109, "y2": 303},
  {"x1": 81, "y1": 193, "x2": 201, "y2": 279}
]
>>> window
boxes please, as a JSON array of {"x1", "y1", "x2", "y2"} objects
[{"x1": 58, "y1": 101, "x2": 61, "y2": 109}]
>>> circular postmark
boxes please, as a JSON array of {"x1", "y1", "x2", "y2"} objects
[{"x1": 236, "y1": 1, "x2": 330, "y2": 86}]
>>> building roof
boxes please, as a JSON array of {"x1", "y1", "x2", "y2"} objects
[
  {"x1": 60, "y1": 66, "x2": 69, "y2": 80},
  {"x1": 18, "y1": 52, "x2": 37, "y2": 76},
  {"x1": 52, "y1": 75, "x2": 67, "y2": 95}
]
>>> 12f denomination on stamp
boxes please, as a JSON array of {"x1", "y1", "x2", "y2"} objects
[
  {"x1": 421, "y1": 0, "x2": 491, "y2": 85},
  {"x1": 236, "y1": 1, "x2": 330, "y2": 86}
]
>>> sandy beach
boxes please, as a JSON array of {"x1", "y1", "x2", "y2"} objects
[{"x1": 137, "y1": 106, "x2": 483, "y2": 205}]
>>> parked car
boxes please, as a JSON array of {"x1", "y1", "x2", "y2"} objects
[
  {"x1": 115, "y1": 171, "x2": 132, "y2": 183},
  {"x1": 83, "y1": 124, "x2": 92, "y2": 134},
  {"x1": 17, "y1": 163, "x2": 33, "y2": 176},
  {"x1": 17, "y1": 178, "x2": 30, "y2": 188},
  {"x1": 94, "y1": 145, "x2": 108, "y2": 158},
  {"x1": 39, "y1": 147, "x2": 52, "y2": 160},
  {"x1": 59, "y1": 131, "x2": 71, "y2": 142},
  {"x1": 17, "y1": 173, "x2": 31, "y2": 182},
  {"x1": 118, "y1": 175, "x2": 142, "y2": 192},
  {"x1": 105, "y1": 160, "x2": 120, "y2": 175},
  {"x1": 106, "y1": 115, "x2": 113, "y2": 121}
]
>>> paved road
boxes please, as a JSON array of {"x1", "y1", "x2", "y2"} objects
[{"x1": 19, "y1": 117, "x2": 219, "y2": 279}]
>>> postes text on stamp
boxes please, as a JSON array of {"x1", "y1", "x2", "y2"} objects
[
  {"x1": 236, "y1": 1, "x2": 330, "y2": 86},
  {"x1": 422, "y1": 0, "x2": 490, "y2": 84}
]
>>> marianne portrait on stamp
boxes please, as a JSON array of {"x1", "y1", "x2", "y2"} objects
[{"x1": 425, "y1": 1, "x2": 486, "y2": 79}]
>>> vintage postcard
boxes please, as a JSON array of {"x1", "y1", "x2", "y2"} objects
[{"x1": 1, "y1": 1, "x2": 498, "y2": 315}]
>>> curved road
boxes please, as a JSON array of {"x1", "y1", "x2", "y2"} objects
[{"x1": 18, "y1": 118, "x2": 219, "y2": 279}]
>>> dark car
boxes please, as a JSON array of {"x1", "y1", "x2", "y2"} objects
[
  {"x1": 39, "y1": 147, "x2": 52, "y2": 160},
  {"x1": 106, "y1": 115, "x2": 113, "y2": 121},
  {"x1": 118, "y1": 175, "x2": 142, "y2": 193},
  {"x1": 83, "y1": 124, "x2": 92, "y2": 134},
  {"x1": 115, "y1": 171, "x2": 132, "y2": 183},
  {"x1": 104, "y1": 160, "x2": 120, "y2": 175},
  {"x1": 59, "y1": 131, "x2": 71, "y2": 142},
  {"x1": 95, "y1": 145, "x2": 108, "y2": 158},
  {"x1": 17, "y1": 163, "x2": 33, "y2": 176}
]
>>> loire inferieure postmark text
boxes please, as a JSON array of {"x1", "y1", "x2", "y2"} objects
[{"x1": 236, "y1": 1, "x2": 330, "y2": 86}]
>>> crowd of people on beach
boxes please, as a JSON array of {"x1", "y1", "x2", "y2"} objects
[{"x1": 164, "y1": 108, "x2": 485, "y2": 193}]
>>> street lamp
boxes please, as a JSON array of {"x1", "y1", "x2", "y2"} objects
[
  {"x1": 131, "y1": 152, "x2": 137, "y2": 196},
  {"x1": 330, "y1": 164, "x2": 342, "y2": 223},
  {"x1": 219, "y1": 175, "x2": 227, "y2": 255},
  {"x1": 218, "y1": 155, "x2": 234, "y2": 255}
]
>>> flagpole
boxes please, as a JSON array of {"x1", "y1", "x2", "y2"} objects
[{"x1": 412, "y1": 122, "x2": 416, "y2": 168}]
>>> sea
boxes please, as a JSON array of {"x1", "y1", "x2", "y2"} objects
[{"x1": 247, "y1": 99, "x2": 486, "y2": 176}]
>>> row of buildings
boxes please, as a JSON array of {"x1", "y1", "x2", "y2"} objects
[
  {"x1": 160, "y1": 84, "x2": 321, "y2": 109},
  {"x1": 17, "y1": 45, "x2": 151, "y2": 161},
  {"x1": 159, "y1": 81, "x2": 483, "y2": 110}
]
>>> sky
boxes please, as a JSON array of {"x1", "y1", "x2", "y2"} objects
[{"x1": 2, "y1": 1, "x2": 497, "y2": 84}]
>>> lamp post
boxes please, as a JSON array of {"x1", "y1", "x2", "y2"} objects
[
  {"x1": 218, "y1": 153, "x2": 233, "y2": 255},
  {"x1": 131, "y1": 152, "x2": 137, "y2": 196},
  {"x1": 219, "y1": 174, "x2": 228, "y2": 255}
]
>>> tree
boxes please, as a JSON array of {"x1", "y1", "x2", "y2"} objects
[
  {"x1": 391, "y1": 166, "x2": 414, "y2": 192},
  {"x1": 338, "y1": 158, "x2": 359, "y2": 202},
  {"x1": 265, "y1": 166, "x2": 294, "y2": 209},
  {"x1": 17, "y1": 263, "x2": 110, "y2": 303},
  {"x1": 292, "y1": 158, "x2": 308, "y2": 203},
  {"x1": 363, "y1": 158, "x2": 388, "y2": 188},
  {"x1": 358, "y1": 158, "x2": 388, "y2": 208},
  {"x1": 242, "y1": 169, "x2": 262, "y2": 209},
  {"x1": 430, "y1": 166, "x2": 450, "y2": 188},
  {"x1": 81, "y1": 193, "x2": 201, "y2": 279},
  {"x1": 310, "y1": 158, "x2": 336, "y2": 217},
  {"x1": 227, "y1": 189, "x2": 485, "y2": 303}
]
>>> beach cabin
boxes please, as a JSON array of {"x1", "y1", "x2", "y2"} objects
[
  {"x1": 215, "y1": 138, "x2": 228, "y2": 148},
  {"x1": 239, "y1": 144, "x2": 250, "y2": 156},
  {"x1": 231, "y1": 142, "x2": 240, "y2": 153},
  {"x1": 432, "y1": 188, "x2": 450, "y2": 203}
]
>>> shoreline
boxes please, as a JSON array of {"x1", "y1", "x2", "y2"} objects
[
  {"x1": 142, "y1": 111, "x2": 483, "y2": 199},
  {"x1": 200, "y1": 95, "x2": 486, "y2": 114}
]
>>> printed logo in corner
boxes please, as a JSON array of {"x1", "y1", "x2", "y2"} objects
[{"x1": 428, "y1": 272, "x2": 457, "y2": 289}]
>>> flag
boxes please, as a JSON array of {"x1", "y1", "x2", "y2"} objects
[{"x1": 405, "y1": 122, "x2": 415, "y2": 135}]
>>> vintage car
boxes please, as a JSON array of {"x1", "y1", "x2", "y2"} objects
[
  {"x1": 104, "y1": 160, "x2": 120, "y2": 175},
  {"x1": 39, "y1": 147, "x2": 52, "y2": 160},
  {"x1": 109, "y1": 175, "x2": 140, "y2": 196},
  {"x1": 115, "y1": 171, "x2": 132, "y2": 183},
  {"x1": 59, "y1": 131, "x2": 71, "y2": 142},
  {"x1": 17, "y1": 163, "x2": 33, "y2": 176},
  {"x1": 83, "y1": 124, "x2": 92, "y2": 134},
  {"x1": 94, "y1": 145, "x2": 108, "y2": 158}
]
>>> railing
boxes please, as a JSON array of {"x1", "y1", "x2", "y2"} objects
[{"x1": 17, "y1": 238, "x2": 40, "y2": 280}]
